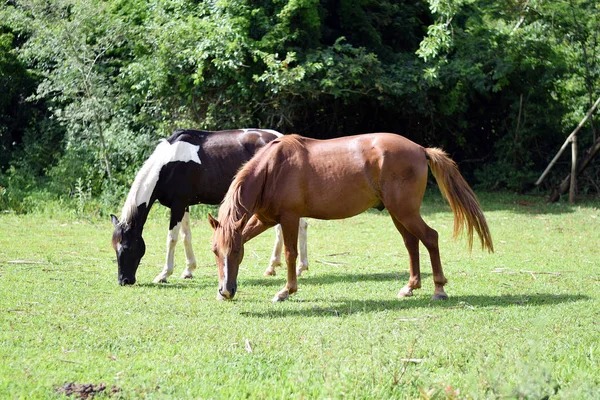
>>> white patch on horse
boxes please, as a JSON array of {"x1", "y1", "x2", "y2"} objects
[
  {"x1": 223, "y1": 257, "x2": 229, "y2": 284},
  {"x1": 152, "y1": 220, "x2": 181, "y2": 283},
  {"x1": 119, "y1": 140, "x2": 201, "y2": 226}
]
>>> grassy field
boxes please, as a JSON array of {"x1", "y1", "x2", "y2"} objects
[{"x1": 1, "y1": 192, "x2": 599, "y2": 399}]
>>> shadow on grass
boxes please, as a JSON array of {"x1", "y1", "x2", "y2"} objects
[
  {"x1": 240, "y1": 293, "x2": 589, "y2": 318},
  {"x1": 136, "y1": 281, "x2": 207, "y2": 290},
  {"x1": 132, "y1": 272, "x2": 420, "y2": 293},
  {"x1": 241, "y1": 271, "x2": 423, "y2": 288}
]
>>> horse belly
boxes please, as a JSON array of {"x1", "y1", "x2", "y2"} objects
[
  {"x1": 307, "y1": 196, "x2": 377, "y2": 220},
  {"x1": 303, "y1": 166, "x2": 380, "y2": 220}
]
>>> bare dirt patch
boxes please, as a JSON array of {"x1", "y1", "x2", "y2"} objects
[{"x1": 56, "y1": 382, "x2": 120, "y2": 398}]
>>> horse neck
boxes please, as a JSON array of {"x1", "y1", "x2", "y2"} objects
[
  {"x1": 220, "y1": 160, "x2": 267, "y2": 225},
  {"x1": 120, "y1": 142, "x2": 167, "y2": 229},
  {"x1": 134, "y1": 201, "x2": 154, "y2": 233},
  {"x1": 122, "y1": 199, "x2": 154, "y2": 235}
]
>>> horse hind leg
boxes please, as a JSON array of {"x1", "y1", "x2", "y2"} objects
[
  {"x1": 180, "y1": 210, "x2": 198, "y2": 279},
  {"x1": 296, "y1": 218, "x2": 309, "y2": 276},
  {"x1": 391, "y1": 216, "x2": 422, "y2": 298},
  {"x1": 265, "y1": 224, "x2": 283, "y2": 276},
  {"x1": 390, "y1": 212, "x2": 448, "y2": 300}
]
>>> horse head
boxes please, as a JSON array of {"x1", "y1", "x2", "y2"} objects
[
  {"x1": 208, "y1": 213, "x2": 248, "y2": 300},
  {"x1": 111, "y1": 215, "x2": 146, "y2": 285}
]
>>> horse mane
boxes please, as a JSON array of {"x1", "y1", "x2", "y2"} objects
[
  {"x1": 217, "y1": 134, "x2": 304, "y2": 238},
  {"x1": 217, "y1": 144, "x2": 267, "y2": 223},
  {"x1": 118, "y1": 140, "x2": 170, "y2": 227}
]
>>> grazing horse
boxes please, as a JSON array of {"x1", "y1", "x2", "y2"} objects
[
  {"x1": 208, "y1": 133, "x2": 493, "y2": 302},
  {"x1": 111, "y1": 129, "x2": 309, "y2": 286}
]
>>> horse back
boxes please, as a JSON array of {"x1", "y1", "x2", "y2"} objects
[
  {"x1": 298, "y1": 132, "x2": 427, "y2": 184},
  {"x1": 156, "y1": 129, "x2": 281, "y2": 206},
  {"x1": 260, "y1": 133, "x2": 428, "y2": 219}
]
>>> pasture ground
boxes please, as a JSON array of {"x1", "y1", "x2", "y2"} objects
[{"x1": 1, "y1": 192, "x2": 599, "y2": 399}]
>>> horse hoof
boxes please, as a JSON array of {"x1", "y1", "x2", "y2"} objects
[
  {"x1": 264, "y1": 268, "x2": 276, "y2": 277},
  {"x1": 153, "y1": 277, "x2": 168, "y2": 284},
  {"x1": 397, "y1": 286, "x2": 414, "y2": 298},
  {"x1": 432, "y1": 292, "x2": 449, "y2": 300},
  {"x1": 296, "y1": 265, "x2": 308, "y2": 277},
  {"x1": 181, "y1": 273, "x2": 193, "y2": 279},
  {"x1": 272, "y1": 292, "x2": 289, "y2": 302}
]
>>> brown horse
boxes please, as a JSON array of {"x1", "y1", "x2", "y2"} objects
[{"x1": 208, "y1": 133, "x2": 493, "y2": 302}]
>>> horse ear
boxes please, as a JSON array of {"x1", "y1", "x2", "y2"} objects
[
  {"x1": 234, "y1": 213, "x2": 248, "y2": 231},
  {"x1": 111, "y1": 214, "x2": 119, "y2": 227},
  {"x1": 207, "y1": 213, "x2": 220, "y2": 230}
]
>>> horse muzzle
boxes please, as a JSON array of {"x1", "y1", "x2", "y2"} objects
[
  {"x1": 119, "y1": 276, "x2": 136, "y2": 286},
  {"x1": 217, "y1": 283, "x2": 236, "y2": 300}
]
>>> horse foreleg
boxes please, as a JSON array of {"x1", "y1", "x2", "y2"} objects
[
  {"x1": 391, "y1": 216, "x2": 422, "y2": 298},
  {"x1": 153, "y1": 221, "x2": 181, "y2": 283},
  {"x1": 273, "y1": 216, "x2": 299, "y2": 302},
  {"x1": 180, "y1": 210, "x2": 198, "y2": 279}
]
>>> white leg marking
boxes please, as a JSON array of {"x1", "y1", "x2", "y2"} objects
[
  {"x1": 266, "y1": 220, "x2": 309, "y2": 276},
  {"x1": 297, "y1": 218, "x2": 309, "y2": 276},
  {"x1": 265, "y1": 224, "x2": 283, "y2": 276},
  {"x1": 180, "y1": 212, "x2": 197, "y2": 279},
  {"x1": 153, "y1": 222, "x2": 181, "y2": 283}
]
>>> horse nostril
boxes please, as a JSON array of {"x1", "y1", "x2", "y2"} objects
[
  {"x1": 120, "y1": 277, "x2": 134, "y2": 286},
  {"x1": 219, "y1": 287, "x2": 233, "y2": 299}
]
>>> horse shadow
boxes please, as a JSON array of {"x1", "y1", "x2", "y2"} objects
[
  {"x1": 136, "y1": 281, "x2": 207, "y2": 290},
  {"x1": 241, "y1": 271, "x2": 419, "y2": 288},
  {"x1": 239, "y1": 293, "x2": 588, "y2": 318}
]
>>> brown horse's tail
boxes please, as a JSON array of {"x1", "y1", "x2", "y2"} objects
[{"x1": 425, "y1": 148, "x2": 494, "y2": 252}]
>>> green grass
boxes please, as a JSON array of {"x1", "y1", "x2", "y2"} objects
[{"x1": 1, "y1": 192, "x2": 599, "y2": 399}]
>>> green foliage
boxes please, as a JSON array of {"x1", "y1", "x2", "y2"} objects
[
  {"x1": 0, "y1": 28, "x2": 48, "y2": 173},
  {"x1": 0, "y1": 166, "x2": 34, "y2": 213},
  {"x1": 0, "y1": 0, "x2": 599, "y2": 211},
  {"x1": 417, "y1": 0, "x2": 468, "y2": 62},
  {"x1": 417, "y1": 0, "x2": 599, "y2": 190}
]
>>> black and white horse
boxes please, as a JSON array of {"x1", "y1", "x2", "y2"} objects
[{"x1": 111, "y1": 129, "x2": 308, "y2": 286}]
